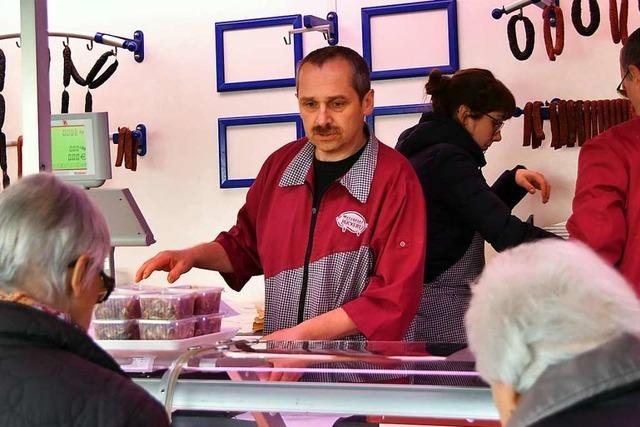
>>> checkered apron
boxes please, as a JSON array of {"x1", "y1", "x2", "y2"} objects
[{"x1": 409, "y1": 233, "x2": 485, "y2": 344}]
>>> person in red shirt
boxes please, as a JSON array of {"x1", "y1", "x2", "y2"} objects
[
  {"x1": 567, "y1": 28, "x2": 640, "y2": 291},
  {"x1": 136, "y1": 46, "x2": 426, "y2": 343}
]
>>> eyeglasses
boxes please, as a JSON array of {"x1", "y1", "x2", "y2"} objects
[
  {"x1": 68, "y1": 260, "x2": 115, "y2": 304},
  {"x1": 617, "y1": 69, "x2": 631, "y2": 98},
  {"x1": 97, "y1": 270, "x2": 115, "y2": 304},
  {"x1": 482, "y1": 112, "x2": 505, "y2": 134}
]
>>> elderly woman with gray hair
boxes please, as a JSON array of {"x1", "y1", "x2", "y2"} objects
[
  {"x1": 466, "y1": 239, "x2": 640, "y2": 427},
  {"x1": 0, "y1": 174, "x2": 169, "y2": 427}
]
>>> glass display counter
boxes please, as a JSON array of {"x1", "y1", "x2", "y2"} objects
[{"x1": 125, "y1": 340, "x2": 499, "y2": 426}]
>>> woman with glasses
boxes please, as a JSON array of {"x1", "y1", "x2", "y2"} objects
[
  {"x1": 396, "y1": 68, "x2": 557, "y2": 345},
  {"x1": 0, "y1": 174, "x2": 169, "y2": 427}
]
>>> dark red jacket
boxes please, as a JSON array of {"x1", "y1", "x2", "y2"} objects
[
  {"x1": 216, "y1": 135, "x2": 426, "y2": 340},
  {"x1": 568, "y1": 118, "x2": 640, "y2": 291}
]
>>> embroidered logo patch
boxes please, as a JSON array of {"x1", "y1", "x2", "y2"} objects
[{"x1": 336, "y1": 211, "x2": 368, "y2": 236}]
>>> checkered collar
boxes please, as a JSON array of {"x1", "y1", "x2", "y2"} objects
[{"x1": 279, "y1": 128, "x2": 379, "y2": 204}]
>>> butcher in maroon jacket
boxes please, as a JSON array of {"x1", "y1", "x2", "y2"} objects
[
  {"x1": 568, "y1": 28, "x2": 640, "y2": 292},
  {"x1": 136, "y1": 46, "x2": 426, "y2": 344}
]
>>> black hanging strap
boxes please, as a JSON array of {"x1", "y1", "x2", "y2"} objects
[
  {"x1": 0, "y1": 52, "x2": 8, "y2": 189},
  {"x1": 63, "y1": 46, "x2": 87, "y2": 86},
  {"x1": 0, "y1": 132, "x2": 8, "y2": 189},
  {"x1": 62, "y1": 45, "x2": 87, "y2": 114},
  {"x1": 85, "y1": 51, "x2": 119, "y2": 112},
  {"x1": 84, "y1": 90, "x2": 93, "y2": 113},
  {"x1": 85, "y1": 50, "x2": 114, "y2": 83},
  {"x1": 572, "y1": 0, "x2": 600, "y2": 37},
  {"x1": 88, "y1": 59, "x2": 118, "y2": 89},
  {"x1": 507, "y1": 14, "x2": 535, "y2": 61},
  {"x1": 0, "y1": 49, "x2": 5, "y2": 92},
  {"x1": 61, "y1": 46, "x2": 119, "y2": 113},
  {"x1": 0, "y1": 93, "x2": 5, "y2": 130},
  {"x1": 61, "y1": 90, "x2": 70, "y2": 114}
]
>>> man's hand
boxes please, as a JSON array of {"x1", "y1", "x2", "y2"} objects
[
  {"x1": 262, "y1": 325, "x2": 307, "y2": 342},
  {"x1": 515, "y1": 169, "x2": 551, "y2": 203},
  {"x1": 261, "y1": 326, "x2": 310, "y2": 382},
  {"x1": 135, "y1": 248, "x2": 197, "y2": 283},
  {"x1": 259, "y1": 358, "x2": 309, "y2": 383}
]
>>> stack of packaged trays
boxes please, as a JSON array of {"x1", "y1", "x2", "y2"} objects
[{"x1": 93, "y1": 286, "x2": 224, "y2": 340}]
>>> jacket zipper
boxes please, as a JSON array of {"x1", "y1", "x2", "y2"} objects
[{"x1": 297, "y1": 201, "x2": 320, "y2": 324}]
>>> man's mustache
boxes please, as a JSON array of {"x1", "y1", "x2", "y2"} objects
[{"x1": 312, "y1": 125, "x2": 341, "y2": 135}]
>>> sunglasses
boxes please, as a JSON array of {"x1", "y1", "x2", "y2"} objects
[
  {"x1": 617, "y1": 69, "x2": 630, "y2": 98},
  {"x1": 482, "y1": 112, "x2": 505, "y2": 134},
  {"x1": 68, "y1": 259, "x2": 115, "y2": 304}
]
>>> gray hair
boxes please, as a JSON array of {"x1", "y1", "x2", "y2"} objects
[
  {"x1": 0, "y1": 173, "x2": 110, "y2": 310},
  {"x1": 466, "y1": 239, "x2": 640, "y2": 393}
]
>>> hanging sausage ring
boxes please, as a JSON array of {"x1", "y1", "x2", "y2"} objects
[
  {"x1": 507, "y1": 11, "x2": 535, "y2": 61},
  {"x1": 609, "y1": 0, "x2": 629, "y2": 44},
  {"x1": 543, "y1": 4, "x2": 565, "y2": 61},
  {"x1": 571, "y1": 0, "x2": 600, "y2": 36}
]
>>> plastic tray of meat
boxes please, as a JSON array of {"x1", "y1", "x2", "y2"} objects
[{"x1": 139, "y1": 291, "x2": 195, "y2": 320}]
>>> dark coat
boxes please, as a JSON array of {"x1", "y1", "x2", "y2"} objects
[
  {"x1": 396, "y1": 112, "x2": 556, "y2": 282},
  {"x1": 510, "y1": 334, "x2": 640, "y2": 427},
  {"x1": 0, "y1": 300, "x2": 170, "y2": 427}
]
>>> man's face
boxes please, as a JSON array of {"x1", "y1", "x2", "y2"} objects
[
  {"x1": 297, "y1": 58, "x2": 373, "y2": 161},
  {"x1": 620, "y1": 63, "x2": 640, "y2": 114}
]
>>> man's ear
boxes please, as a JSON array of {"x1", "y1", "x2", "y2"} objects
[
  {"x1": 362, "y1": 89, "x2": 374, "y2": 116},
  {"x1": 69, "y1": 254, "x2": 91, "y2": 298},
  {"x1": 630, "y1": 64, "x2": 640, "y2": 82}
]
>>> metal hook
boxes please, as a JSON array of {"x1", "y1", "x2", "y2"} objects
[
  {"x1": 518, "y1": 7, "x2": 524, "y2": 17},
  {"x1": 86, "y1": 40, "x2": 93, "y2": 51},
  {"x1": 15, "y1": 39, "x2": 20, "y2": 48},
  {"x1": 62, "y1": 36, "x2": 69, "y2": 48},
  {"x1": 112, "y1": 46, "x2": 118, "y2": 56},
  {"x1": 283, "y1": 33, "x2": 292, "y2": 45}
]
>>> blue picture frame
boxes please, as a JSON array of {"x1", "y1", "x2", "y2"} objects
[
  {"x1": 218, "y1": 114, "x2": 305, "y2": 188},
  {"x1": 362, "y1": 1, "x2": 459, "y2": 80},
  {"x1": 215, "y1": 15, "x2": 304, "y2": 92},
  {"x1": 366, "y1": 103, "x2": 432, "y2": 133}
]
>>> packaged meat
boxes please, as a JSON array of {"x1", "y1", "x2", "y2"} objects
[
  {"x1": 139, "y1": 291, "x2": 195, "y2": 320},
  {"x1": 138, "y1": 317, "x2": 197, "y2": 340},
  {"x1": 194, "y1": 313, "x2": 224, "y2": 336},
  {"x1": 93, "y1": 319, "x2": 139, "y2": 340},
  {"x1": 93, "y1": 290, "x2": 141, "y2": 320},
  {"x1": 170, "y1": 285, "x2": 223, "y2": 315}
]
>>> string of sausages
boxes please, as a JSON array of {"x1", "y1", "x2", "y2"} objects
[
  {"x1": 61, "y1": 45, "x2": 119, "y2": 113},
  {"x1": 522, "y1": 98, "x2": 633, "y2": 149},
  {"x1": 609, "y1": 0, "x2": 629, "y2": 44},
  {"x1": 507, "y1": 0, "x2": 636, "y2": 61},
  {"x1": 114, "y1": 127, "x2": 138, "y2": 171},
  {"x1": 0, "y1": 48, "x2": 8, "y2": 189},
  {"x1": 543, "y1": 4, "x2": 565, "y2": 61}
]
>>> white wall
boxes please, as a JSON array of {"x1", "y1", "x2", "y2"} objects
[{"x1": 1, "y1": 0, "x2": 636, "y2": 325}]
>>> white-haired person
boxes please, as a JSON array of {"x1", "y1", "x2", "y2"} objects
[
  {"x1": 466, "y1": 239, "x2": 640, "y2": 427},
  {"x1": 0, "y1": 174, "x2": 169, "y2": 427}
]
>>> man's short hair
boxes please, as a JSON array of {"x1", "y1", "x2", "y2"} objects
[
  {"x1": 466, "y1": 239, "x2": 640, "y2": 393},
  {"x1": 296, "y1": 45, "x2": 371, "y2": 100},
  {"x1": 621, "y1": 27, "x2": 640, "y2": 69}
]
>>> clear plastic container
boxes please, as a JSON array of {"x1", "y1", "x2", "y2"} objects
[
  {"x1": 194, "y1": 313, "x2": 224, "y2": 336},
  {"x1": 139, "y1": 291, "x2": 195, "y2": 320},
  {"x1": 93, "y1": 319, "x2": 140, "y2": 340},
  {"x1": 138, "y1": 317, "x2": 197, "y2": 340},
  {"x1": 171, "y1": 285, "x2": 223, "y2": 315},
  {"x1": 93, "y1": 290, "x2": 141, "y2": 320}
]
